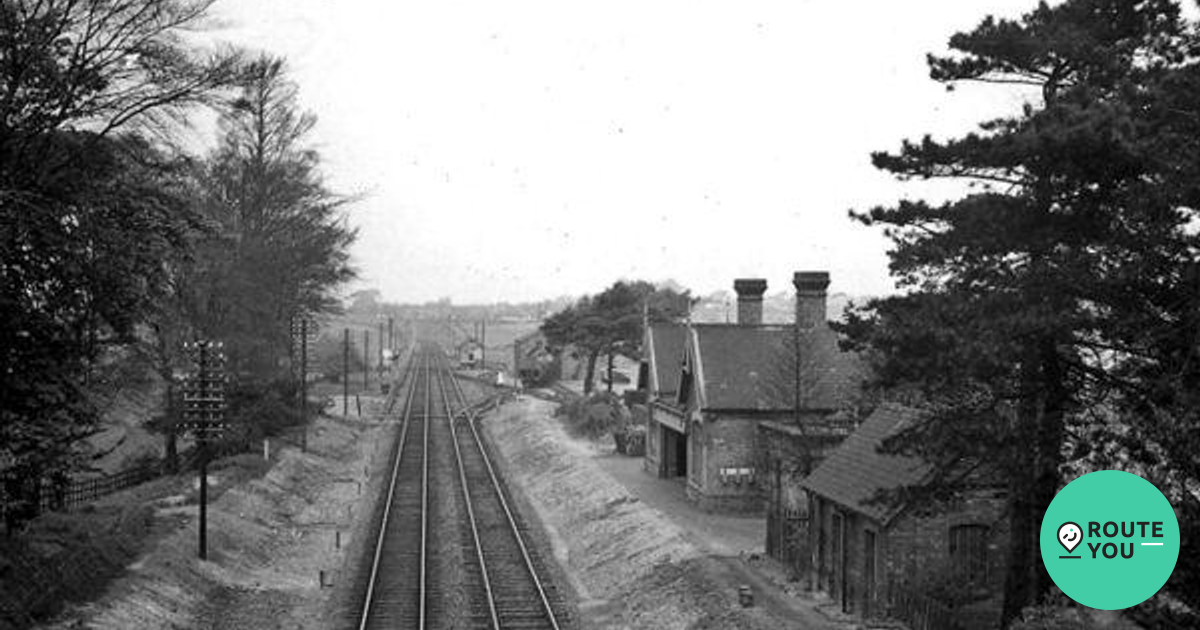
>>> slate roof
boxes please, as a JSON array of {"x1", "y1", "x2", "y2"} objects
[
  {"x1": 646, "y1": 323, "x2": 687, "y2": 397},
  {"x1": 688, "y1": 323, "x2": 863, "y2": 411},
  {"x1": 690, "y1": 324, "x2": 792, "y2": 410},
  {"x1": 800, "y1": 404, "x2": 931, "y2": 522}
]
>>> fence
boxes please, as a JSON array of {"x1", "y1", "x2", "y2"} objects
[
  {"x1": 3, "y1": 436, "x2": 257, "y2": 529},
  {"x1": 1, "y1": 461, "x2": 161, "y2": 527},
  {"x1": 39, "y1": 462, "x2": 162, "y2": 514},
  {"x1": 887, "y1": 586, "x2": 962, "y2": 630}
]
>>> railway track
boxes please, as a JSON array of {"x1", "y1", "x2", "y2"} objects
[
  {"x1": 357, "y1": 348, "x2": 429, "y2": 628},
  {"x1": 355, "y1": 343, "x2": 565, "y2": 630}
]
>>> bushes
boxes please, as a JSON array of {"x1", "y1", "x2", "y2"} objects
[
  {"x1": 201, "y1": 378, "x2": 303, "y2": 456},
  {"x1": 556, "y1": 393, "x2": 647, "y2": 456},
  {"x1": 555, "y1": 392, "x2": 630, "y2": 439},
  {"x1": 614, "y1": 424, "x2": 645, "y2": 456},
  {"x1": 0, "y1": 501, "x2": 159, "y2": 628},
  {"x1": 911, "y1": 561, "x2": 992, "y2": 608}
]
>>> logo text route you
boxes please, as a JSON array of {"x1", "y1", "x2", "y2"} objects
[
  {"x1": 1041, "y1": 470, "x2": 1180, "y2": 610},
  {"x1": 1056, "y1": 519, "x2": 1167, "y2": 560}
]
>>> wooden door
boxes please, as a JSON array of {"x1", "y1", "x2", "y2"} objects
[
  {"x1": 831, "y1": 512, "x2": 844, "y2": 609},
  {"x1": 864, "y1": 529, "x2": 877, "y2": 617}
]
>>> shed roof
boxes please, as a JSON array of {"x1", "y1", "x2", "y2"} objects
[{"x1": 800, "y1": 404, "x2": 931, "y2": 522}]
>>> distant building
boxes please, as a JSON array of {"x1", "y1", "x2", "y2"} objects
[
  {"x1": 457, "y1": 339, "x2": 483, "y2": 368},
  {"x1": 642, "y1": 273, "x2": 863, "y2": 513},
  {"x1": 513, "y1": 329, "x2": 560, "y2": 387},
  {"x1": 800, "y1": 404, "x2": 1008, "y2": 629}
]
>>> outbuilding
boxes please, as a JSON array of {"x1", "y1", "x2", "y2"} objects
[{"x1": 800, "y1": 403, "x2": 1008, "y2": 628}]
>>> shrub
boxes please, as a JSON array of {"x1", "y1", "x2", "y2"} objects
[
  {"x1": 555, "y1": 392, "x2": 630, "y2": 439},
  {"x1": 222, "y1": 378, "x2": 302, "y2": 446},
  {"x1": 1009, "y1": 592, "x2": 1094, "y2": 630},
  {"x1": 911, "y1": 560, "x2": 991, "y2": 608}
]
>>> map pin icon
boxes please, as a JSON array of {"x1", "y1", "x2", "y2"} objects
[{"x1": 1058, "y1": 521, "x2": 1082, "y2": 554}]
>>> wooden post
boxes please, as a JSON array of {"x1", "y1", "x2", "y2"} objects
[
  {"x1": 343, "y1": 328, "x2": 350, "y2": 416},
  {"x1": 300, "y1": 318, "x2": 309, "y2": 453},
  {"x1": 198, "y1": 436, "x2": 208, "y2": 560}
]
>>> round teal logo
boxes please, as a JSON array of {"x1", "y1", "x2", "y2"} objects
[{"x1": 1041, "y1": 470, "x2": 1179, "y2": 609}]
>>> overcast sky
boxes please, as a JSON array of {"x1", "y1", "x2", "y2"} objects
[{"x1": 212, "y1": 0, "x2": 1045, "y2": 304}]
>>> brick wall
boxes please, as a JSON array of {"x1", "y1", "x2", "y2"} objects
[
  {"x1": 885, "y1": 491, "x2": 1008, "y2": 628},
  {"x1": 809, "y1": 497, "x2": 882, "y2": 616},
  {"x1": 688, "y1": 414, "x2": 763, "y2": 512},
  {"x1": 810, "y1": 490, "x2": 1008, "y2": 628},
  {"x1": 687, "y1": 410, "x2": 851, "y2": 515}
]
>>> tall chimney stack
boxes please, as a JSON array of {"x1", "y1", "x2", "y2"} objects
[
  {"x1": 793, "y1": 271, "x2": 830, "y2": 330},
  {"x1": 733, "y1": 278, "x2": 768, "y2": 326}
]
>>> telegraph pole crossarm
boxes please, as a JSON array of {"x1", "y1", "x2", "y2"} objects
[
  {"x1": 181, "y1": 339, "x2": 227, "y2": 561},
  {"x1": 291, "y1": 314, "x2": 317, "y2": 452}
]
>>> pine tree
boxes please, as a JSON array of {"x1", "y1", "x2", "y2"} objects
[
  {"x1": 839, "y1": 0, "x2": 1195, "y2": 623},
  {"x1": 541, "y1": 281, "x2": 689, "y2": 394}
]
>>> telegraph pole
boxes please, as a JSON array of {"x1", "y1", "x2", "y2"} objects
[
  {"x1": 343, "y1": 327, "x2": 350, "y2": 416},
  {"x1": 291, "y1": 315, "x2": 315, "y2": 452},
  {"x1": 363, "y1": 328, "x2": 369, "y2": 391},
  {"x1": 377, "y1": 321, "x2": 385, "y2": 371},
  {"x1": 388, "y1": 316, "x2": 394, "y2": 352},
  {"x1": 182, "y1": 340, "x2": 226, "y2": 561}
]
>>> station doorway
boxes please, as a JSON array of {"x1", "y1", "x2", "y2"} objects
[{"x1": 662, "y1": 426, "x2": 688, "y2": 478}]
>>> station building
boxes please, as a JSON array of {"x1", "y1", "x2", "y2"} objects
[{"x1": 642, "y1": 272, "x2": 863, "y2": 513}]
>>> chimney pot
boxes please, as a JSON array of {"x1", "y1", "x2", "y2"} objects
[
  {"x1": 793, "y1": 271, "x2": 830, "y2": 329},
  {"x1": 733, "y1": 278, "x2": 768, "y2": 325}
]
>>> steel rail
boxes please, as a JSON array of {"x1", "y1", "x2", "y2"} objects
[
  {"x1": 356, "y1": 346, "x2": 561, "y2": 629},
  {"x1": 357, "y1": 347, "x2": 429, "y2": 630},
  {"x1": 418, "y1": 348, "x2": 431, "y2": 629},
  {"x1": 441, "y1": 360, "x2": 562, "y2": 630},
  {"x1": 437, "y1": 355, "x2": 503, "y2": 629}
]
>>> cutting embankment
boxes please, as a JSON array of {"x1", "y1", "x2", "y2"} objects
[{"x1": 35, "y1": 398, "x2": 392, "y2": 630}]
